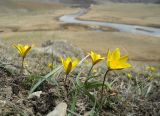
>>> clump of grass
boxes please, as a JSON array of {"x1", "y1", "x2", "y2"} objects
[{"x1": 22, "y1": 75, "x2": 42, "y2": 90}]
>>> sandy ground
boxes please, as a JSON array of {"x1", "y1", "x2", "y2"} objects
[{"x1": 0, "y1": 5, "x2": 79, "y2": 33}]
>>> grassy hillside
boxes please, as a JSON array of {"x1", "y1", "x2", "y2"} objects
[
  {"x1": 80, "y1": 3, "x2": 160, "y2": 27},
  {"x1": 0, "y1": 2, "x2": 160, "y2": 62},
  {"x1": 0, "y1": 0, "x2": 64, "y2": 14},
  {"x1": 0, "y1": 1, "x2": 160, "y2": 115}
]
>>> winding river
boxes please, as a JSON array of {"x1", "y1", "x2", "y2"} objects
[{"x1": 60, "y1": 8, "x2": 160, "y2": 37}]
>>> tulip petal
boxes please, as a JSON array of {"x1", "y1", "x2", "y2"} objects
[
  {"x1": 90, "y1": 51, "x2": 104, "y2": 65},
  {"x1": 23, "y1": 46, "x2": 31, "y2": 58},
  {"x1": 72, "y1": 58, "x2": 79, "y2": 70},
  {"x1": 66, "y1": 62, "x2": 72, "y2": 75},
  {"x1": 107, "y1": 49, "x2": 112, "y2": 61},
  {"x1": 112, "y1": 48, "x2": 120, "y2": 60},
  {"x1": 119, "y1": 55, "x2": 128, "y2": 63},
  {"x1": 14, "y1": 45, "x2": 22, "y2": 55},
  {"x1": 64, "y1": 57, "x2": 71, "y2": 72},
  {"x1": 61, "y1": 57, "x2": 67, "y2": 72},
  {"x1": 14, "y1": 44, "x2": 24, "y2": 57},
  {"x1": 120, "y1": 63, "x2": 132, "y2": 68}
]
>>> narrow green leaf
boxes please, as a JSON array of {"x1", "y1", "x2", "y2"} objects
[
  {"x1": 145, "y1": 83, "x2": 152, "y2": 97},
  {"x1": 29, "y1": 65, "x2": 62, "y2": 93},
  {"x1": 68, "y1": 90, "x2": 77, "y2": 116},
  {"x1": 84, "y1": 90, "x2": 96, "y2": 103},
  {"x1": 85, "y1": 81, "x2": 112, "y2": 90}
]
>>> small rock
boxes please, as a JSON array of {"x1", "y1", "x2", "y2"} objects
[
  {"x1": 35, "y1": 40, "x2": 85, "y2": 60},
  {"x1": 47, "y1": 102, "x2": 67, "y2": 116},
  {"x1": 0, "y1": 100, "x2": 6, "y2": 107},
  {"x1": 28, "y1": 91, "x2": 42, "y2": 99}
]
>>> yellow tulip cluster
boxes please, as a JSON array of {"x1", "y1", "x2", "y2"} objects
[
  {"x1": 14, "y1": 44, "x2": 132, "y2": 107},
  {"x1": 60, "y1": 48, "x2": 131, "y2": 76},
  {"x1": 57, "y1": 48, "x2": 131, "y2": 106},
  {"x1": 13, "y1": 44, "x2": 131, "y2": 77},
  {"x1": 146, "y1": 66, "x2": 157, "y2": 72}
]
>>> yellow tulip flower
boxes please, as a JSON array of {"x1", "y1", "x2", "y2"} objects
[
  {"x1": 148, "y1": 76, "x2": 154, "y2": 81},
  {"x1": 61, "y1": 57, "x2": 79, "y2": 75},
  {"x1": 48, "y1": 63, "x2": 54, "y2": 70},
  {"x1": 14, "y1": 44, "x2": 31, "y2": 59},
  {"x1": 89, "y1": 51, "x2": 104, "y2": 65},
  {"x1": 92, "y1": 69, "x2": 97, "y2": 73},
  {"x1": 146, "y1": 66, "x2": 157, "y2": 72},
  {"x1": 127, "y1": 73, "x2": 132, "y2": 79},
  {"x1": 107, "y1": 48, "x2": 131, "y2": 70}
]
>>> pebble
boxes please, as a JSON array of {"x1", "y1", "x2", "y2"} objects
[{"x1": 47, "y1": 102, "x2": 67, "y2": 116}]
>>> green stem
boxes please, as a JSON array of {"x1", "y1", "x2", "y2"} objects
[
  {"x1": 85, "y1": 64, "x2": 94, "y2": 84},
  {"x1": 64, "y1": 74, "x2": 69, "y2": 98},
  {"x1": 21, "y1": 57, "x2": 24, "y2": 74},
  {"x1": 64, "y1": 74, "x2": 68, "y2": 85},
  {"x1": 88, "y1": 64, "x2": 94, "y2": 76},
  {"x1": 100, "y1": 69, "x2": 110, "y2": 108}
]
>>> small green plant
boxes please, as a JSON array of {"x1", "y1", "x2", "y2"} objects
[{"x1": 22, "y1": 75, "x2": 42, "y2": 90}]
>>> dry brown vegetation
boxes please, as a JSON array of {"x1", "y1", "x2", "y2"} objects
[
  {"x1": 0, "y1": 2, "x2": 160, "y2": 61},
  {"x1": 80, "y1": 3, "x2": 160, "y2": 27},
  {"x1": 15, "y1": 1, "x2": 64, "y2": 10},
  {"x1": 1, "y1": 31, "x2": 160, "y2": 62},
  {"x1": 0, "y1": 2, "x2": 160, "y2": 63}
]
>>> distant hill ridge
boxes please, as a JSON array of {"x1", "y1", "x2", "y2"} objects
[
  {"x1": 37, "y1": 0, "x2": 160, "y2": 4},
  {"x1": 0, "y1": 0, "x2": 160, "y2": 5},
  {"x1": 0, "y1": 0, "x2": 159, "y2": 9},
  {"x1": 106, "y1": 0, "x2": 160, "y2": 3},
  {"x1": 42, "y1": 0, "x2": 160, "y2": 4}
]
